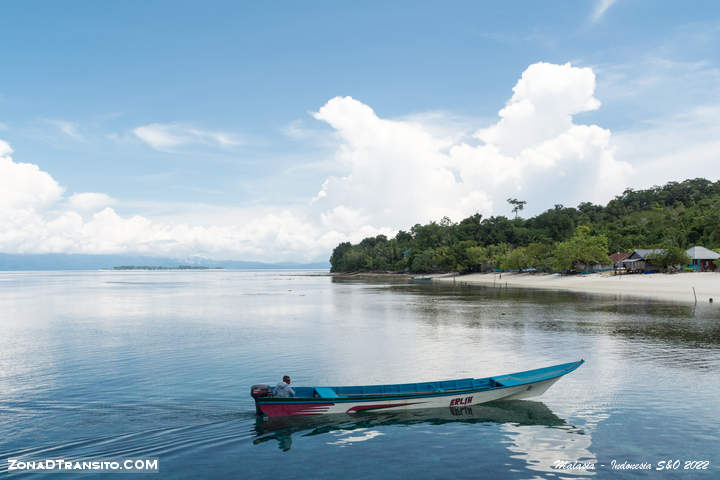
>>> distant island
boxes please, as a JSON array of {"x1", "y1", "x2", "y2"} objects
[
  {"x1": 112, "y1": 265, "x2": 221, "y2": 270},
  {"x1": 0, "y1": 254, "x2": 329, "y2": 271},
  {"x1": 330, "y1": 178, "x2": 720, "y2": 274}
]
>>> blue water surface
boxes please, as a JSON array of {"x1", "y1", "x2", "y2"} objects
[{"x1": 0, "y1": 270, "x2": 718, "y2": 479}]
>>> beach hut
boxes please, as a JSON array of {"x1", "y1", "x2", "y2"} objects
[
  {"x1": 685, "y1": 246, "x2": 720, "y2": 272},
  {"x1": 610, "y1": 252, "x2": 629, "y2": 265},
  {"x1": 622, "y1": 249, "x2": 665, "y2": 273},
  {"x1": 610, "y1": 252, "x2": 629, "y2": 273}
]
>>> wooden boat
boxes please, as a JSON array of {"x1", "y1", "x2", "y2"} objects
[{"x1": 251, "y1": 360, "x2": 583, "y2": 417}]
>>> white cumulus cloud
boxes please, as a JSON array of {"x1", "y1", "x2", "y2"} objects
[
  {"x1": 0, "y1": 139, "x2": 335, "y2": 260},
  {"x1": 0, "y1": 141, "x2": 64, "y2": 211},
  {"x1": 0, "y1": 62, "x2": 638, "y2": 261},
  {"x1": 67, "y1": 192, "x2": 116, "y2": 214},
  {"x1": 311, "y1": 62, "x2": 631, "y2": 235},
  {"x1": 476, "y1": 62, "x2": 601, "y2": 155}
]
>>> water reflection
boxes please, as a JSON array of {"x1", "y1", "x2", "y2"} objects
[
  {"x1": 253, "y1": 401, "x2": 567, "y2": 451},
  {"x1": 3, "y1": 271, "x2": 718, "y2": 478},
  {"x1": 503, "y1": 421, "x2": 595, "y2": 477},
  {"x1": 333, "y1": 278, "x2": 720, "y2": 349}
]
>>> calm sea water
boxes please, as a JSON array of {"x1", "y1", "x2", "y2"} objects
[{"x1": 0, "y1": 270, "x2": 718, "y2": 479}]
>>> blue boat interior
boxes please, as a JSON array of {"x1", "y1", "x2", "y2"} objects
[{"x1": 285, "y1": 360, "x2": 583, "y2": 399}]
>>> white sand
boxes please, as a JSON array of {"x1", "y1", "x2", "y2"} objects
[{"x1": 434, "y1": 271, "x2": 720, "y2": 304}]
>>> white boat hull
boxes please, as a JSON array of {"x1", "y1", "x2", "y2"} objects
[{"x1": 257, "y1": 377, "x2": 562, "y2": 417}]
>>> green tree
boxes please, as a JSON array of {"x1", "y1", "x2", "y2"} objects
[
  {"x1": 500, "y1": 247, "x2": 528, "y2": 270},
  {"x1": 329, "y1": 242, "x2": 353, "y2": 272},
  {"x1": 647, "y1": 247, "x2": 691, "y2": 272},
  {"x1": 551, "y1": 226, "x2": 610, "y2": 271},
  {"x1": 432, "y1": 246, "x2": 456, "y2": 272},
  {"x1": 507, "y1": 198, "x2": 527, "y2": 219},
  {"x1": 329, "y1": 178, "x2": 720, "y2": 274},
  {"x1": 411, "y1": 249, "x2": 436, "y2": 272},
  {"x1": 525, "y1": 242, "x2": 553, "y2": 270},
  {"x1": 465, "y1": 245, "x2": 489, "y2": 272},
  {"x1": 448, "y1": 240, "x2": 477, "y2": 271},
  {"x1": 486, "y1": 243, "x2": 512, "y2": 270}
]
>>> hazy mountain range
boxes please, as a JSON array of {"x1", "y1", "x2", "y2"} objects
[{"x1": 0, "y1": 254, "x2": 329, "y2": 271}]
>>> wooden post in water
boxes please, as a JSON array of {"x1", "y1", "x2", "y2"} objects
[{"x1": 693, "y1": 287, "x2": 697, "y2": 305}]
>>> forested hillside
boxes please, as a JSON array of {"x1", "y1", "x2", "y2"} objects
[{"x1": 329, "y1": 178, "x2": 720, "y2": 273}]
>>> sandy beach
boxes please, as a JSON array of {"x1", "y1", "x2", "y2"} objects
[{"x1": 434, "y1": 271, "x2": 720, "y2": 304}]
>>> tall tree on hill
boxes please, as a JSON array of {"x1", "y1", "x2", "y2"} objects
[{"x1": 507, "y1": 198, "x2": 527, "y2": 219}]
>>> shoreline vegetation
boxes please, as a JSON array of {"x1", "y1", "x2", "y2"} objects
[{"x1": 329, "y1": 178, "x2": 720, "y2": 304}]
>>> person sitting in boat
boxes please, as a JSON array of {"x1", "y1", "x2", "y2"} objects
[{"x1": 273, "y1": 375, "x2": 295, "y2": 398}]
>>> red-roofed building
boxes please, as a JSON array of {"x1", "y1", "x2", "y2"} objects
[{"x1": 609, "y1": 252, "x2": 629, "y2": 267}]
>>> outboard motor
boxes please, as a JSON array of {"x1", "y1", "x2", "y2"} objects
[{"x1": 250, "y1": 384, "x2": 272, "y2": 415}]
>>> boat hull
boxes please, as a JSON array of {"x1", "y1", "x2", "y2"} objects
[
  {"x1": 259, "y1": 378, "x2": 560, "y2": 417},
  {"x1": 254, "y1": 361, "x2": 579, "y2": 418}
]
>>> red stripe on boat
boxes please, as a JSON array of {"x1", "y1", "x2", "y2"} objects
[
  {"x1": 345, "y1": 402, "x2": 426, "y2": 413},
  {"x1": 260, "y1": 403, "x2": 334, "y2": 417}
]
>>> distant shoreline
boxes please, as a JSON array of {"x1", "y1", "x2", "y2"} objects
[
  {"x1": 111, "y1": 266, "x2": 222, "y2": 270},
  {"x1": 433, "y1": 271, "x2": 720, "y2": 304},
  {"x1": 330, "y1": 270, "x2": 720, "y2": 304}
]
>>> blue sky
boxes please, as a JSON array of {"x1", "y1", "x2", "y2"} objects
[{"x1": 1, "y1": 1, "x2": 719, "y2": 261}]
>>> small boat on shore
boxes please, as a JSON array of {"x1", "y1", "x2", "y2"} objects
[{"x1": 251, "y1": 360, "x2": 583, "y2": 417}]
